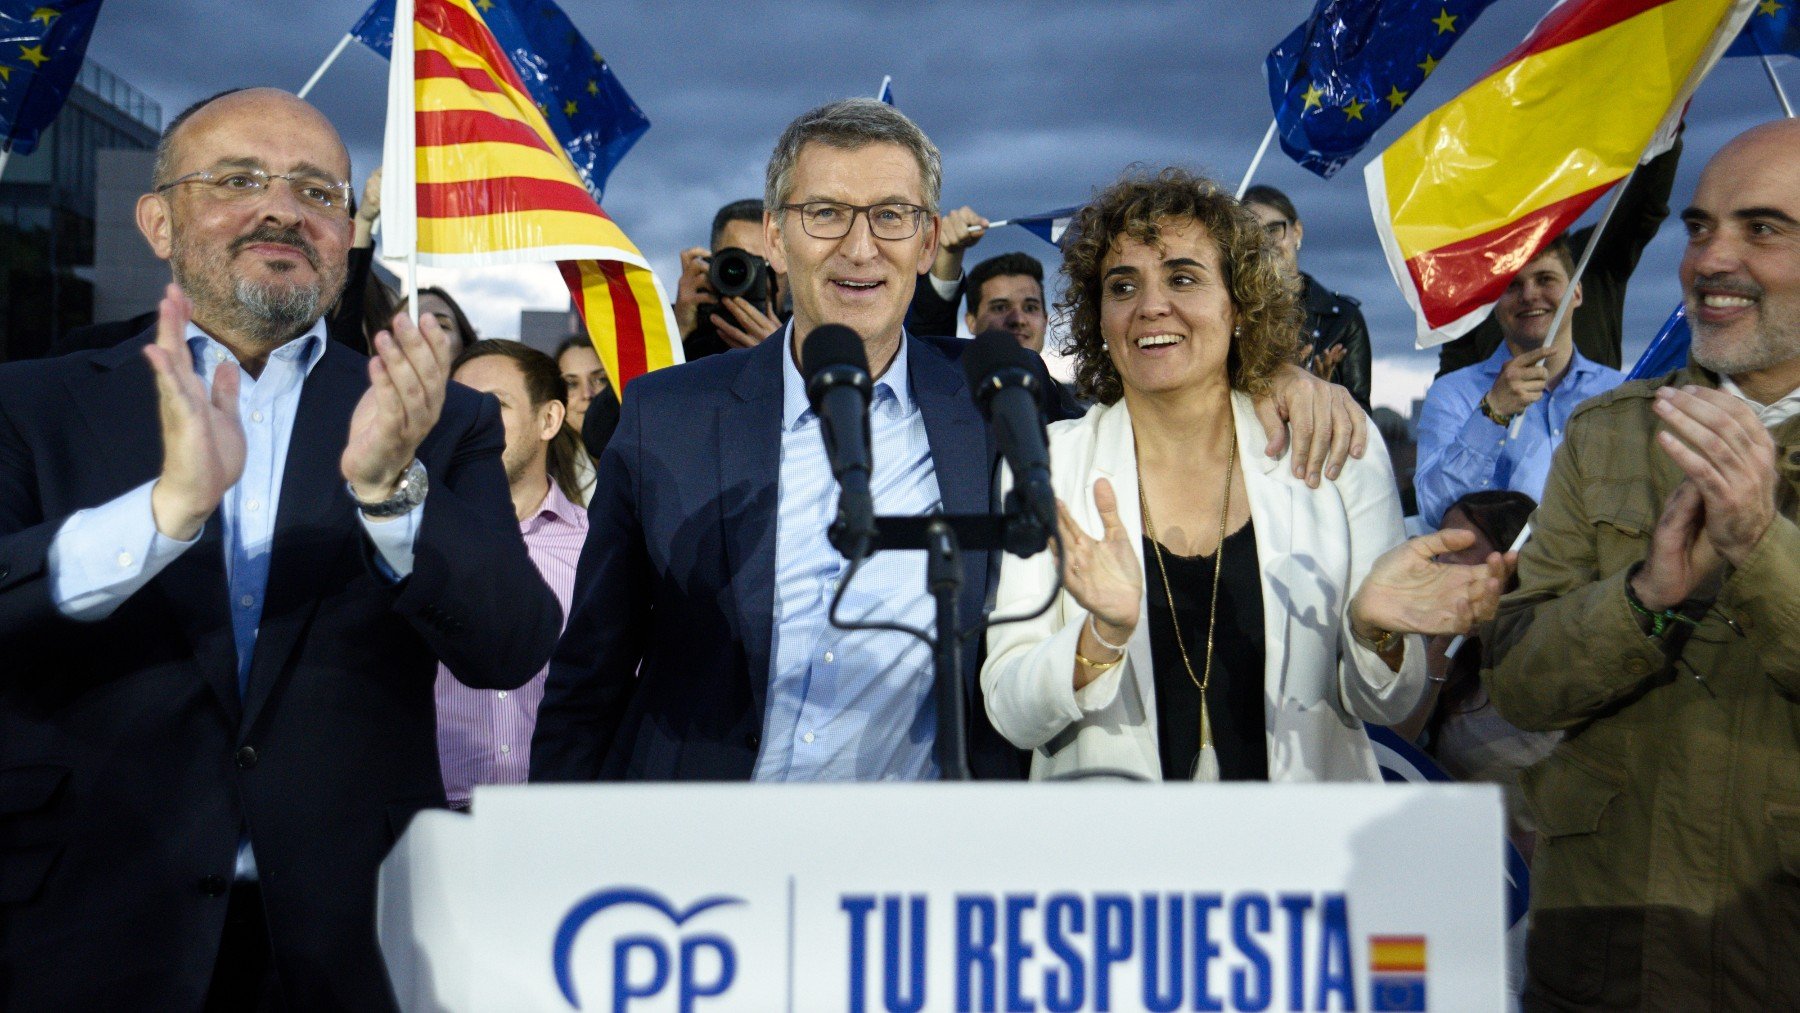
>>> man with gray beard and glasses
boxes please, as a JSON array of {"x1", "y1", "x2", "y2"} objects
[
  {"x1": 0, "y1": 88, "x2": 558, "y2": 1010},
  {"x1": 1484, "y1": 118, "x2": 1800, "y2": 1010}
]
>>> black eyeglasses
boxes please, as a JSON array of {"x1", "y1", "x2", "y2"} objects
[
  {"x1": 1261, "y1": 220, "x2": 1290, "y2": 241},
  {"x1": 779, "y1": 201, "x2": 930, "y2": 240}
]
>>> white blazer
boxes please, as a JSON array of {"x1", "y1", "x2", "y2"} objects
[{"x1": 982, "y1": 393, "x2": 1426, "y2": 781}]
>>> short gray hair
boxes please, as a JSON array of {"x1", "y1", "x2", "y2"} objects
[{"x1": 763, "y1": 98, "x2": 941, "y2": 216}]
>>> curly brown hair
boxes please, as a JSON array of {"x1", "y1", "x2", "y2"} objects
[{"x1": 1058, "y1": 167, "x2": 1302, "y2": 404}]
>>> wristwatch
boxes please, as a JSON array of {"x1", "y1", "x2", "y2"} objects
[
  {"x1": 350, "y1": 459, "x2": 428, "y2": 518},
  {"x1": 1352, "y1": 623, "x2": 1403, "y2": 655},
  {"x1": 1478, "y1": 394, "x2": 1518, "y2": 427}
]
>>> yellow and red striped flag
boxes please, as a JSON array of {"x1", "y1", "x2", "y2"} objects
[
  {"x1": 1366, "y1": 0, "x2": 1757, "y2": 347},
  {"x1": 379, "y1": 0, "x2": 680, "y2": 392}
]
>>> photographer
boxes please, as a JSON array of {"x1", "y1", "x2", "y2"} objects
[{"x1": 674, "y1": 198, "x2": 786, "y2": 359}]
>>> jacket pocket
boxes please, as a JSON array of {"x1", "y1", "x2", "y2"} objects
[
  {"x1": 1588, "y1": 481, "x2": 1658, "y2": 575},
  {"x1": 1521, "y1": 746, "x2": 1624, "y2": 838}
]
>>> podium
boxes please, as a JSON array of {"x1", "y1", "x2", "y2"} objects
[{"x1": 378, "y1": 783, "x2": 1505, "y2": 1011}]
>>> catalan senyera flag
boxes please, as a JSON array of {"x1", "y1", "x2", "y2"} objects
[
  {"x1": 1366, "y1": 0, "x2": 1758, "y2": 347},
  {"x1": 379, "y1": 0, "x2": 679, "y2": 393}
]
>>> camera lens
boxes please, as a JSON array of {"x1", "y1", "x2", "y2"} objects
[{"x1": 708, "y1": 247, "x2": 766, "y2": 300}]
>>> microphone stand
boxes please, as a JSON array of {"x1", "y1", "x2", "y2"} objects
[{"x1": 831, "y1": 511, "x2": 1043, "y2": 782}]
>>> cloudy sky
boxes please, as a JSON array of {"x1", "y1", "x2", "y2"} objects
[{"x1": 85, "y1": 1, "x2": 1794, "y2": 411}]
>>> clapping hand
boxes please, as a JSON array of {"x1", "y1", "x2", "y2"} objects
[
  {"x1": 342, "y1": 308, "x2": 451, "y2": 506},
  {"x1": 1307, "y1": 342, "x2": 1348, "y2": 382},
  {"x1": 1350, "y1": 528, "x2": 1511, "y2": 641},
  {"x1": 144, "y1": 284, "x2": 244, "y2": 541},
  {"x1": 1055, "y1": 478, "x2": 1142, "y2": 644}
]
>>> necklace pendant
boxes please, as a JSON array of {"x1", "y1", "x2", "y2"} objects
[{"x1": 1193, "y1": 705, "x2": 1220, "y2": 782}]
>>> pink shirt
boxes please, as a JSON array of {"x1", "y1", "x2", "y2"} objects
[{"x1": 434, "y1": 479, "x2": 586, "y2": 806}]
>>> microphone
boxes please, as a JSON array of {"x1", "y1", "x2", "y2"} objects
[
  {"x1": 963, "y1": 329, "x2": 1055, "y2": 557},
  {"x1": 802, "y1": 324, "x2": 877, "y2": 560}
]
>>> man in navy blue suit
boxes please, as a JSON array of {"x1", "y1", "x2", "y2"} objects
[
  {"x1": 531, "y1": 99, "x2": 1364, "y2": 783},
  {"x1": 0, "y1": 88, "x2": 559, "y2": 1010}
]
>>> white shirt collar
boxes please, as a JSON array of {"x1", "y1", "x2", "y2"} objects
[{"x1": 1719, "y1": 375, "x2": 1800, "y2": 429}]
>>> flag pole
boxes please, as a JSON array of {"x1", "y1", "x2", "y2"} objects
[
  {"x1": 0, "y1": 147, "x2": 10, "y2": 182},
  {"x1": 1236, "y1": 120, "x2": 1278, "y2": 199},
  {"x1": 298, "y1": 33, "x2": 354, "y2": 100},
  {"x1": 1443, "y1": 521, "x2": 1533, "y2": 659},
  {"x1": 1764, "y1": 55, "x2": 1796, "y2": 118}
]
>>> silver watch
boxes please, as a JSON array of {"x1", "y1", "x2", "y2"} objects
[{"x1": 350, "y1": 459, "x2": 428, "y2": 518}]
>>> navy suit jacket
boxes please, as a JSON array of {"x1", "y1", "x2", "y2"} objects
[
  {"x1": 532, "y1": 332, "x2": 1028, "y2": 781},
  {"x1": 0, "y1": 331, "x2": 560, "y2": 1010}
]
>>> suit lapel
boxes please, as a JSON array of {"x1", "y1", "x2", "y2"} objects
[
  {"x1": 241, "y1": 346, "x2": 366, "y2": 729},
  {"x1": 1233, "y1": 393, "x2": 1296, "y2": 703},
  {"x1": 719, "y1": 340, "x2": 784, "y2": 715},
  {"x1": 82, "y1": 333, "x2": 242, "y2": 720}
]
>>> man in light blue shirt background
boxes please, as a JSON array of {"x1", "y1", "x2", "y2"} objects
[{"x1": 1416, "y1": 237, "x2": 1627, "y2": 526}]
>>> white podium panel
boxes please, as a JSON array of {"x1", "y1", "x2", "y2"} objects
[{"x1": 378, "y1": 783, "x2": 1504, "y2": 1012}]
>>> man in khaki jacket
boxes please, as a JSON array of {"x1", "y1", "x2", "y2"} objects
[{"x1": 1486, "y1": 118, "x2": 1800, "y2": 1010}]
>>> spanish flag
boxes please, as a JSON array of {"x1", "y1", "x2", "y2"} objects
[
  {"x1": 379, "y1": 0, "x2": 680, "y2": 392},
  {"x1": 1366, "y1": 0, "x2": 1757, "y2": 347}
]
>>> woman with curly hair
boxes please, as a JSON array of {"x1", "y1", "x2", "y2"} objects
[{"x1": 982, "y1": 168, "x2": 1509, "y2": 782}]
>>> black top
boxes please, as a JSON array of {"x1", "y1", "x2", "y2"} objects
[{"x1": 1144, "y1": 522, "x2": 1268, "y2": 781}]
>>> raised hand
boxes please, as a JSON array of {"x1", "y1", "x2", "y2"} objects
[
  {"x1": 712, "y1": 295, "x2": 781, "y2": 349},
  {"x1": 144, "y1": 284, "x2": 244, "y2": 541},
  {"x1": 1651, "y1": 385, "x2": 1778, "y2": 568},
  {"x1": 1308, "y1": 342, "x2": 1348, "y2": 382},
  {"x1": 1056, "y1": 478, "x2": 1142, "y2": 639},
  {"x1": 1349, "y1": 528, "x2": 1510, "y2": 640},
  {"x1": 1254, "y1": 362, "x2": 1367, "y2": 488},
  {"x1": 1630, "y1": 480, "x2": 1726, "y2": 612},
  {"x1": 938, "y1": 206, "x2": 989, "y2": 254},
  {"x1": 342, "y1": 307, "x2": 451, "y2": 505},
  {"x1": 1486, "y1": 346, "x2": 1554, "y2": 418},
  {"x1": 672, "y1": 247, "x2": 712, "y2": 337}
]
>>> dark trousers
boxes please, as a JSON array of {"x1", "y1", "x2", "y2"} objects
[{"x1": 203, "y1": 883, "x2": 282, "y2": 1012}]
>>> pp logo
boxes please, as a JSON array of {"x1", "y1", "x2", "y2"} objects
[{"x1": 551, "y1": 887, "x2": 742, "y2": 1011}]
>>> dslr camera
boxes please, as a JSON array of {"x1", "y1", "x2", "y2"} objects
[{"x1": 685, "y1": 247, "x2": 781, "y2": 358}]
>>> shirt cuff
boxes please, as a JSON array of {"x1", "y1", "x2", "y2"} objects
[
  {"x1": 49, "y1": 479, "x2": 200, "y2": 620},
  {"x1": 358, "y1": 491, "x2": 424, "y2": 582},
  {"x1": 928, "y1": 271, "x2": 961, "y2": 302},
  {"x1": 1455, "y1": 404, "x2": 1509, "y2": 460}
]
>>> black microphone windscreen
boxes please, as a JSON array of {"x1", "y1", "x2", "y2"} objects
[
  {"x1": 963, "y1": 329, "x2": 1046, "y2": 415},
  {"x1": 801, "y1": 324, "x2": 869, "y2": 383}
]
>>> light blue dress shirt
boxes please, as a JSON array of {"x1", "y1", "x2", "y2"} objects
[
  {"x1": 754, "y1": 331, "x2": 944, "y2": 781},
  {"x1": 1414, "y1": 343, "x2": 1625, "y2": 525},
  {"x1": 47, "y1": 319, "x2": 423, "y2": 877}
]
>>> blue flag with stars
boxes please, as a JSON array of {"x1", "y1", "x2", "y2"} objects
[
  {"x1": 0, "y1": 1, "x2": 102, "y2": 156},
  {"x1": 351, "y1": 0, "x2": 649, "y2": 202},
  {"x1": 1265, "y1": 0, "x2": 1501, "y2": 179},
  {"x1": 1727, "y1": 0, "x2": 1798, "y2": 58}
]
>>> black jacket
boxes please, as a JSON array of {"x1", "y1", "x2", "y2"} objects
[
  {"x1": 1300, "y1": 273, "x2": 1372, "y2": 415},
  {"x1": 0, "y1": 332, "x2": 560, "y2": 1010}
]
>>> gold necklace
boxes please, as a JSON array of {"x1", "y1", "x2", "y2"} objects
[{"x1": 1137, "y1": 423, "x2": 1236, "y2": 780}]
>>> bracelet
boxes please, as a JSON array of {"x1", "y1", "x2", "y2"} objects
[
  {"x1": 1624, "y1": 562, "x2": 1699, "y2": 638},
  {"x1": 1087, "y1": 613, "x2": 1129, "y2": 653},
  {"x1": 1478, "y1": 394, "x2": 1517, "y2": 427},
  {"x1": 1075, "y1": 650, "x2": 1123, "y2": 672}
]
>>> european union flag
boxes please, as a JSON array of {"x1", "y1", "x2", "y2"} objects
[
  {"x1": 0, "y1": 1, "x2": 103, "y2": 156},
  {"x1": 1727, "y1": 0, "x2": 1799, "y2": 58},
  {"x1": 351, "y1": 0, "x2": 649, "y2": 202},
  {"x1": 1265, "y1": 0, "x2": 1500, "y2": 178}
]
